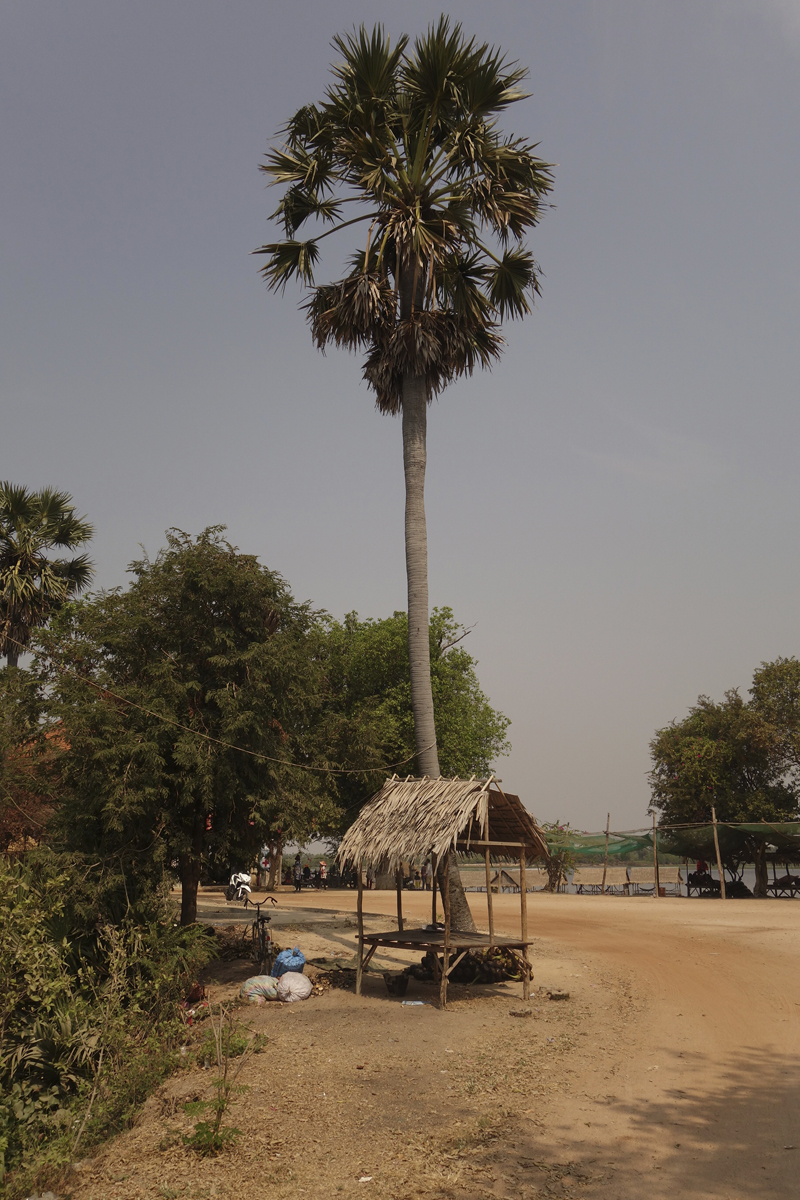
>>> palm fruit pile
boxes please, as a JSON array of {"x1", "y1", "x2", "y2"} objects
[{"x1": 407, "y1": 946, "x2": 524, "y2": 985}]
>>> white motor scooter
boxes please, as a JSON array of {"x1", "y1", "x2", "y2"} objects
[{"x1": 224, "y1": 871, "x2": 252, "y2": 903}]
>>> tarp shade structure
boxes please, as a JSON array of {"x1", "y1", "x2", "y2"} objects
[
  {"x1": 545, "y1": 831, "x2": 651, "y2": 859},
  {"x1": 549, "y1": 823, "x2": 800, "y2": 863},
  {"x1": 337, "y1": 775, "x2": 549, "y2": 872},
  {"x1": 658, "y1": 823, "x2": 800, "y2": 862}
]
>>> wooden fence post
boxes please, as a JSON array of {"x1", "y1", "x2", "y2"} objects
[
  {"x1": 431, "y1": 850, "x2": 438, "y2": 927},
  {"x1": 653, "y1": 812, "x2": 661, "y2": 899},
  {"x1": 484, "y1": 847, "x2": 495, "y2": 940},
  {"x1": 440, "y1": 854, "x2": 451, "y2": 1010},
  {"x1": 520, "y1": 850, "x2": 530, "y2": 1002},
  {"x1": 356, "y1": 866, "x2": 365, "y2": 995},
  {"x1": 601, "y1": 813, "x2": 610, "y2": 894},
  {"x1": 711, "y1": 806, "x2": 726, "y2": 900}
]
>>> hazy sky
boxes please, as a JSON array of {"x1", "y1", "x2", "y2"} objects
[{"x1": 3, "y1": 1, "x2": 799, "y2": 831}]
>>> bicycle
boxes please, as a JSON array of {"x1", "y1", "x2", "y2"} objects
[{"x1": 243, "y1": 894, "x2": 278, "y2": 974}]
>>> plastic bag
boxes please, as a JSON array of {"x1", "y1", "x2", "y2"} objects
[
  {"x1": 276, "y1": 971, "x2": 313, "y2": 1003},
  {"x1": 271, "y1": 947, "x2": 306, "y2": 978},
  {"x1": 240, "y1": 974, "x2": 280, "y2": 1004}
]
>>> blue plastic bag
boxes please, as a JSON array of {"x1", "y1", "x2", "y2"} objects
[{"x1": 271, "y1": 946, "x2": 305, "y2": 978}]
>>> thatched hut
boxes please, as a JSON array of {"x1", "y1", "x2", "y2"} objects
[{"x1": 337, "y1": 775, "x2": 549, "y2": 1008}]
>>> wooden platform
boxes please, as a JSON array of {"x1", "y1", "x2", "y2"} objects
[{"x1": 361, "y1": 927, "x2": 533, "y2": 952}]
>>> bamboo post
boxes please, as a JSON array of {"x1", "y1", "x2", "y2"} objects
[
  {"x1": 601, "y1": 813, "x2": 610, "y2": 894},
  {"x1": 519, "y1": 850, "x2": 530, "y2": 1001},
  {"x1": 711, "y1": 806, "x2": 726, "y2": 900},
  {"x1": 440, "y1": 854, "x2": 451, "y2": 1010},
  {"x1": 653, "y1": 812, "x2": 661, "y2": 898},
  {"x1": 395, "y1": 866, "x2": 404, "y2": 933},
  {"x1": 356, "y1": 866, "x2": 365, "y2": 995},
  {"x1": 484, "y1": 848, "x2": 495, "y2": 940},
  {"x1": 431, "y1": 850, "x2": 438, "y2": 927}
]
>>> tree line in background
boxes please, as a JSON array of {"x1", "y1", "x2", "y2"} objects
[
  {"x1": 1, "y1": 517, "x2": 509, "y2": 924},
  {"x1": 650, "y1": 660, "x2": 800, "y2": 895}
]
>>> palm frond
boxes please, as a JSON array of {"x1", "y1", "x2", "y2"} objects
[
  {"x1": 329, "y1": 25, "x2": 408, "y2": 102},
  {"x1": 304, "y1": 272, "x2": 396, "y2": 351},
  {"x1": 259, "y1": 144, "x2": 334, "y2": 192},
  {"x1": 437, "y1": 253, "x2": 492, "y2": 323},
  {"x1": 282, "y1": 104, "x2": 326, "y2": 150},
  {"x1": 488, "y1": 248, "x2": 540, "y2": 319},
  {"x1": 255, "y1": 239, "x2": 320, "y2": 290},
  {"x1": 272, "y1": 186, "x2": 343, "y2": 236}
]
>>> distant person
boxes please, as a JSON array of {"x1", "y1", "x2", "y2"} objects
[
  {"x1": 421, "y1": 859, "x2": 431, "y2": 890},
  {"x1": 696, "y1": 859, "x2": 709, "y2": 875},
  {"x1": 319, "y1": 860, "x2": 328, "y2": 889},
  {"x1": 303, "y1": 862, "x2": 311, "y2": 884},
  {"x1": 293, "y1": 855, "x2": 303, "y2": 893},
  {"x1": 366, "y1": 866, "x2": 375, "y2": 890}
]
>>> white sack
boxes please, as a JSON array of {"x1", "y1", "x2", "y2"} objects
[{"x1": 276, "y1": 971, "x2": 313, "y2": 1003}]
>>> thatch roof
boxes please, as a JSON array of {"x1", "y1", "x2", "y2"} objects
[{"x1": 337, "y1": 775, "x2": 549, "y2": 871}]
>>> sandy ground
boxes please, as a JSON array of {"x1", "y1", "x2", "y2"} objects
[{"x1": 65, "y1": 888, "x2": 800, "y2": 1200}]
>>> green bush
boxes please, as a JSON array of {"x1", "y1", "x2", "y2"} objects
[{"x1": 0, "y1": 854, "x2": 212, "y2": 1192}]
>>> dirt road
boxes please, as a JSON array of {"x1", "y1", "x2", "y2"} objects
[
  {"x1": 263, "y1": 888, "x2": 800, "y2": 1199},
  {"x1": 74, "y1": 889, "x2": 800, "y2": 1200}
]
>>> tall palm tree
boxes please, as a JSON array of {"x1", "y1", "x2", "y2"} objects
[
  {"x1": 256, "y1": 18, "x2": 553, "y2": 928},
  {"x1": 0, "y1": 483, "x2": 94, "y2": 666}
]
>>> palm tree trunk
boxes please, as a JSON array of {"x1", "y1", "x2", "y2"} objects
[
  {"x1": 753, "y1": 843, "x2": 768, "y2": 898},
  {"x1": 402, "y1": 375, "x2": 438, "y2": 778},
  {"x1": 401, "y1": 372, "x2": 476, "y2": 934},
  {"x1": 178, "y1": 810, "x2": 205, "y2": 925}
]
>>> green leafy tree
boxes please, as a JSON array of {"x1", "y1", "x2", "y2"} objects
[
  {"x1": 0, "y1": 667, "x2": 54, "y2": 853},
  {"x1": 0, "y1": 483, "x2": 93, "y2": 666},
  {"x1": 257, "y1": 19, "x2": 551, "y2": 926},
  {"x1": 41, "y1": 528, "x2": 337, "y2": 924},
  {"x1": 649, "y1": 687, "x2": 798, "y2": 896},
  {"x1": 320, "y1": 607, "x2": 509, "y2": 819},
  {"x1": 539, "y1": 822, "x2": 575, "y2": 892},
  {"x1": 750, "y1": 657, "x2": 800, "y2": 781}
]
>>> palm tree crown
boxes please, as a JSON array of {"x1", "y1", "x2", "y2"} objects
[
  {"x1": 255, "y1": 17, "x2": 554, "y2": 411},
  {"x1": 0, "y1": 483, "x2": 94, "y2": 666}
]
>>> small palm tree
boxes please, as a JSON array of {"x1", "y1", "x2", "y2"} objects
[
  {"x1": 0, "y1": 483, "x2": 94, "y2": 666},
  {"x1": 257, "y1": 19, "x2": 553, "y2": 926}
]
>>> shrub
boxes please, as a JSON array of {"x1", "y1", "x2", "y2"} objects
[{"x1": 0, "y1": 854, "x2": 212, "y2": 1191}]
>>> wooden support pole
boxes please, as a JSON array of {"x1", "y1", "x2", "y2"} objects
[
  {"x1": 431, "y1": 851, "x2": 438, "y2": 927},
  {"x1": 653, "y1": 812, "x2": 661, "y2": 899},
  {"x1": 484, "y1": 847, "x2": 495, "y2": 940},
  {"x1": 395, "y1": 867, "x2": 404, "y2": 933},
  {"x1": 440, "y1": 854, "x2": 451, "y2": 1010},
  {"x1": 711, "y1": 806, "x2": 726, "y2": 900},
  {"x1": 520, "y1": 851, "x2": 530, "y2": 1002},
  {"x1": 601, "y1": 813, "x2": 610, "y2": 895},
  {"x1": 356, "y1": 866, "x2": 365, "y2": 995}
]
